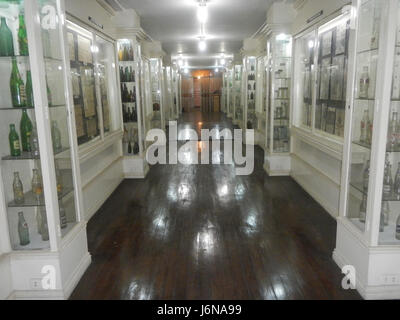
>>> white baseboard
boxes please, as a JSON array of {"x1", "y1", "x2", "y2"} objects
[{"x1": 63, "y1": 252, "x2": 92, "y2": 299}]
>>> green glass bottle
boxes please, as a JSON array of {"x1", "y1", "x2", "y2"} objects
[
  {"x1": 18, "y1": 15, "x2": 28, "y2": 56},
  {"x1": 20, "y1": 109, "x2": 33, "y2": 152},
  {"x1": 0, "y1": 17, "x2": 14, "y2": 57},
  {"x1": 9, "y1": 124, "x2": 21, "y2": 157},
  {"x1": 26, "y1": 70, "x2": 34, "y2": 107},
  {"x1": 10, "y1": 58, "x2": 26, "y2": 107}
]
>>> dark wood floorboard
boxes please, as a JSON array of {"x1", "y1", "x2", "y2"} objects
[{"x1": 70, "y1": 110, "x2": 361, "y2": 300}]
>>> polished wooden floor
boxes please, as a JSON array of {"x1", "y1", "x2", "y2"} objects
[{"x1": 70, "y1": 110, "x2": 361, "y2": 300}]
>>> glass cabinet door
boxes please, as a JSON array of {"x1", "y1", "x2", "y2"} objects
[
  {"x1": 378, "y1": 0, "x2": 400, "y2": 245},
  {"x1": 150, "y1": 59, "x2": 161, "y2": 129},
  {"x1": 66, "y1": 21, "x2": 99, "y2": 146},
  {"x1": 294, "y1": 31, "x2": 316, "y2": 128},
  {"x1": 96, "y1": 35, "x2": 120, "y2": 136},
  {"x1": 346, "y1": 0, "x2": 386, "y2": 233},
  {"x1": 246, "y1": 57, "x2": 257, "y2": 130},
  {"x1": 234, "y1": 65, "x2": 242, "y2": 123},
  {"x1": 38, "y1": 0, "x2": 79, "y2": 240},
  {"x1": 271, "y1": 34, "x2": 292, "y2": 153}
]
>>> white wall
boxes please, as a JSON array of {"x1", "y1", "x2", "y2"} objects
[
  {"x1": 290, "y1": 0, "x2": 350, "y2": 218},
  {"x1": 0, "y1": 255, "x2": 12, "y2": 299}
]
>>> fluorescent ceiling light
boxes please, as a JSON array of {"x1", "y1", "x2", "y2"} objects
[
  {"x1": 220, "y1": 58, "x2": 226, "y2": 65},
  {"x1": 197, "y1": 4, "x2": 208, "y2": 23},
  {"x1": 199, "y1": 40, "x2": 206, "y2": 51}
]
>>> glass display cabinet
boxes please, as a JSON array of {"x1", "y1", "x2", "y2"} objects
[
  {"x1": 255, "y1": 55, "x2": 267, "y2": 149},
  {"x1": 171, "y1": 66, "x2": 179, "y2": 120},
  {"x1": 233, "y1": 64, "x2": 243, "y2": 126},
  {"x1": 116, "y1": 38, "x2": 143, "y2": 158},
  {"x1": 227, "y1": 67, "x2": 234, "y2": 118},
  {"x1": 0, "y1": 0, "x2": 89, "y2": 298},
  {"x1": 149, "y1": 58, "x2": 164, "y2": 131},
  {"x1": 221, "y1": 70, "x2": 227, "y2": 114},
  {"x1": 244, "y1": 56, "x2": 258, "y2": 131},
  {"x1": 264, "y1": 33, "x2": 292, "y2": 176},
  {"x1": 335, "y1": 0, "x2": 400, "y2": 299},
  {"x1": 164, "y1": 65, "x2": 174, "y2": 123}
]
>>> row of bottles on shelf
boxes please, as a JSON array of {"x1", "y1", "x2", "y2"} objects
[
  {"x1": 13, "y1": 166, "x2": 63, "y2": 205},
  {"x1": 248, "y1": 73, "x2": 256, "y2": 81},
  {"x1": 17, "y1": 201, "x2": 68, "y2": 246},
  {"x1": 122, "y1": 105, "x2": 137, "y2": 123},
  {"x1": 121, "y1": 83, "x2": 136, "y2": 103},
  {"x1": 359, "y1": 194, "x2": 400, "y2": 240},
  {"x1": 359, "y1": 66, "x2": 370, "y2": 99},
  {"x1": 118, "y1": 43, "x2": 134, "y2": 62},
  {"x1": 0, "y1": 15, "x2": 28, "y2": 57},
  {"x1": 9, "y1": 112, "x2": 62, "y2": 157},
  {"x1": 360, "y1": 109, "x2": 373, "y2": 145},
  {"x1": 119, "y1": 66, "x2": 135, "y2": 83},
  {"x1": 8, "y1": 57, "x2": 53, "y2": 108},
  {"x1": 123, "y1": 127, "x2": 139, "y2": 155},
  {"x1": 387, "y1": 111, "x2": 400, "y2": 151},
  {"x1": 248, "y1": 92, "x2": 255, "y2": 101},
  {"x1": 274, "y1": 104, "x2": 288, "y2": 119},
  {"x1": 248, "y1": 82, "x2": 256, "y2": 91}
]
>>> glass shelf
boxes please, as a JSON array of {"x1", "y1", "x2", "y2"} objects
[
  {"x1": 350, "y1": 181, "x2": 400, "y2": 202},
  {"x1": 2, "y1": 147, "x2": 70, "y2": 161},
  {"x1": 0, "y1": 104, "x2": 65, "y2": 111},
  {"x1": 8, "y1": 184, "x2": 73, "y2": 208}
]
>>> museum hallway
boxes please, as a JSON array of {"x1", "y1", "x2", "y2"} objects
[{"x1": 69, "y1": 111, "x2": 361, "y2": 300}]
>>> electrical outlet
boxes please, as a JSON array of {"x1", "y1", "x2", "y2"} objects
[
  {"x1": 382, "y1": 274, "x2": 400, "y2": 285},
  {"x1": 30, "y1": 278, "x2": 43, "y2": 290}
]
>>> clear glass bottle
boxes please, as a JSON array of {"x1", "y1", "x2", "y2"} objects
[
  {"x1": 383, "y1": 163, "x2": 394, "y2": 199},
  {"x1": 59, "y1": 201, "x2": 67, "y2": 230},
  {"x1": 36, "y1": 208, "x2": 42, "y2": 235},
  {"x1": 30, "y1": 127, "x2": 40, "y2": 158},
  {"x1": 360, "y1": 110, "x2": 369, "y2": 143},
  {"x1": 381, "y1": 201, "x2": 390, "y2": 227},
  {"x1": 51, "y1": 120, "x2": 62, "y2": 153},
  {"x1": 55, "y1": 163, "x2": 63, "y2": 196},
  {"x1": 31, "y1": 169, "x2": 43, "y2": 200},
  {"x1": 359, "y1": 194, "x2": 367, "y2": 223},
  {"x1": 40, "y1": 209, "x2": 49, "y2": 241},
  {"x1": 394, "y1": 162, "x2": 400, "y2": 197},
  {"x1": 359, "y1": 66, "x2": 370, "y2": 99},
  {"x1": 18, "y1": 212, "x2": 30, "y2": 246},
  {"x1": 396, "y1": 214, "x2": 400, "y2": 240},
  {"x1": 13, "y1": 172, "x2": 24, "y2": 204},
  {"x1": 387, "y1": 112, "x2": 399, "y2": 151},
  {"x1": 363, "y1": 160, "x2": 370, "y2": 192}
]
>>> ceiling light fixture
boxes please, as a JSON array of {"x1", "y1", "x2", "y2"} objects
[
  {"x1": 199, "y1": 39, "x2": 206, "y2": 51},
  {"x1": 197, "y1": 2, "x2": 208, "y2": 24}
]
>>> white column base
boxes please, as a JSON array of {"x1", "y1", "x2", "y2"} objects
[
  {"x1": 123, "y1": 155, "x2": 150, "y2": 179},
  {"x1": 264, "y1": 153, "x2": 291, "y2": 176},
  {"x1": 334, "y1": 218, "x2": 400, "y2": 300}
]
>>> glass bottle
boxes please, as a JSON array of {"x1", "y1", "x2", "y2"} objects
[
  {"x1": 18, "y1": 15, "x2": 28, "y2": 56},
  {"x1": 40, "y1": 209, "x2": 49, "y2": 241},
  {"x1": 26, "y1": 70, "x2": 34, "y2": 107},
  {"x1": 10, "y1": 58, "x2": 26, "y2": 108},
  {"x1": 360, "y1": 110, "x2": 369, "y2": 144},
  {"x1": 363, "y1": 160, "x2": 370, "y2": 192},
  {"x1": 388, "y1": 112, "x2": 399, "y2": 151},
  {"x1": 359, "y1": 66, "x2": 370, "y2": 99},
  {"x1": 31, "y1": 169, "x2": 43, "y2": 200},
  {"x1": 18, "y1": 212, "x2": 30, "y2": 246},
  {"x1": 51, "y1": 120, "x2": 62, "y2": 153},
  {"x1": 36, "y1": 208, "x2": 42, "y2": 235},
  {"x1": 55, "y1": 163, "x2": 63, "y2": 196},
  {"x1": 0, "y1": 17, "x2": 14, "y2": 56},
  {"x1": 382, "y1": 201, "x2": 390, "y2": 227},
  {"x1": 9, "y1": 124, "x2": 21, "y2": 157},
  {"x1": 13, "y1": 172, "x2": 24, "y2": 204},
  {"x1": 20, "y1": 109, "x2": 33, "y2": 152},
  {"x1": 394, "y1": 162, "x2": 400, "y2": 198},
  {"x1": 396, "y1": 214, "x2": 400, "y2": 240},
  {"x1": 30, "y1": 126, "x2": 40, "y2": 158},
  {"x1": 383, "y1": 163, "x2": 394, "y2": 199},
  {"x1": 59, "y1": 201, "x2": 67, "y2": 230},
  {"x1": 47, "y1": 81, "x2": 52, "y2": 106},
  {"x1": 359, "y1": 194, "x2": 367, "y2": 223}
]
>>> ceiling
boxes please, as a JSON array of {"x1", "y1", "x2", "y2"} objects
[{"x1": 108, "y1": 0, "x2": 275, "y2": 68}]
